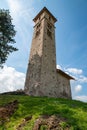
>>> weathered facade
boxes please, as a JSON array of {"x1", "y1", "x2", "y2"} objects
[
  {"x1": 24, "y1": 7, "x2": 74, "y2": 99},
  {"x1": 56, "y1": 69, "x2": 73, "y2": 99}
]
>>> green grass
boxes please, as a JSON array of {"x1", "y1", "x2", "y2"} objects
[{"x1": 0, "y1": 95, "x2": 87, "y2": 130}]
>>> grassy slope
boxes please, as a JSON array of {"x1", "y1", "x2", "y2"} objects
[{"x1": 0, "y1": 95, "x2": 87, "y2": 130}]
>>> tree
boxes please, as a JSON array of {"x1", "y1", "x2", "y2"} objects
[{"x1": 0, "y1": 9, "x2": 18, "y2": 68}]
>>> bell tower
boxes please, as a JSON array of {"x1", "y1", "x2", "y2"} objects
[{"x1": 24, "y1": 7, "x2": 59, "y2": 97}]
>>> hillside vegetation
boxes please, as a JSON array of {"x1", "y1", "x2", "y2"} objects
[{"x1": 0, "y1": 94, "x2": 87, "y2": 130}]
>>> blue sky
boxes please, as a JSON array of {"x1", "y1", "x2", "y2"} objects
[{"x1": 0, "y1": 0, "x2": 87, "y2": 102}]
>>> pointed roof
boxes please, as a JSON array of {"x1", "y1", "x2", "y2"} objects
[
  {"x1": 57, "y1": 69, "x2": 75, "y2": 80},
  {"x1": 33, "y1": 7, "x2": 57, "y2": 22}
]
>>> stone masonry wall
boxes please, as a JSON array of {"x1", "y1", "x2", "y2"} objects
[
  {"x1": 56, "y1": 72, "x2": 72, "y2": 99},
  {"x1": 40, "y1": 12, "x2": 59, "y2": 97}
]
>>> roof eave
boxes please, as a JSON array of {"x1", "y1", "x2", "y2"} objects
[
  {"x1": 33, "y1": 7, "x2": 57, "y2": 22},
  {"x1": 57, "y1": 69, "x2": 75, "y2": 80}
]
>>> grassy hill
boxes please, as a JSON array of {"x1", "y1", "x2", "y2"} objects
[{"x1": 0, "y1": 94, "x2": 87, "y2": 130}]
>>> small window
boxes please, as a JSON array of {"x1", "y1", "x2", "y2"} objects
[
  {"x1": 35, "y1": 30, "x2": 40, "y2": 37},
  {"x1": 47, "y1": 23, "x2": 52, "y2": 30},
  {"x1": 47, "y1": 29, "x2": 52, "y2": 39},
  {"x1": 45, "y1": 54, "x2": 47, "y2": 57},
  {"x1": 52, "y1": 59, "x2": 55, "y2": 63},
  {"x1": 44, "y1": 72, "x2": 46, "y2": 74},
  {"x1": 49, "y1": 16, "x2": 51, "y2": 20},
  {"x1": 36, "y1": 23, "x2": 41, "y2": 29}
]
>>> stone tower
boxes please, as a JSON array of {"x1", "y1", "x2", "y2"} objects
[
  {"x1": 24, "y1": 7, "x2": 59, "y2": 97},
  {"x1": 24, "y1": 7, "x2": 74, "y2": 98}
]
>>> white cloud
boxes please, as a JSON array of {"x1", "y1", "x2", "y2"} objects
[
  {"x1": 74, "y1": 85, "x2": 82, "y2": 93},
  {"x1": 56, "y1": 65, "x2": 62, "y2": 70},
  {"x1": 66, "y1": 68, "x2": 83, "y2": 75},
  {"x1": 7, "y1": 0, "x2": 35, "y2": 24},
  {"x1": 7, "y1": 0, "x2": 22, "y2": 21},
  {"x1": 74, "y1": 95, "x2": 87, "y2": 102},
  {"x1": 78, "y1": 75, "x2": 87, "y2": 83},
  {"x1": 66, "y1": 67, "x2": 87, "y2": 83},
  {"x1": 0, "y1": 66, "x2": 25, "y2": 93},
  {"x1": 7, "y1": 0, "x2": 21, "y2": 13},
  {"x1": 6, "y1": 0, "x2": 34, "y2": 38}
]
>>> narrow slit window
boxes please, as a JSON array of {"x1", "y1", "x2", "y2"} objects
[
  {"x1": 35, "y1": 30, "x2": 40, "y2": 37},
  {"x1": 36, "y1": 23, "x2": 41, "y2": 29},
  {"x1": 49, "y1": 16, "x2": 51, "y2": 20},
  {"x1": 47, "y1": 23, "x2": 52, "y2": 30},
  {"x1": 47, "y1": 29, "x2": 52, "y2": 39}
]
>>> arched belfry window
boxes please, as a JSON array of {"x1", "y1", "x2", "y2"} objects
[
  {"x1": 35, "y1": 23, "x2": 41, "y2": 37},
  {"x1": 36, "y1": 30, "x2": 40, "y2": 37},
  {"x1": 36, "y1": 23, "x2": 41, "y2": 29},
  {"x1": 47, "y1": 23, "x2": 52, "y2": 30},
  {"x1": 49, "y1": 16, "x2": 51, "y2": 21},
  {"x1": 47, "y1": 22, "x2": 52, "y2": 39},
  {"x1": 47, "y1": 29, "x2": 52, "y2": 39}
]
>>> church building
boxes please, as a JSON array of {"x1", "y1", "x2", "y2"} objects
[{"x1": 24, "y1": 7, "x2": 74, "y2": 99}]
